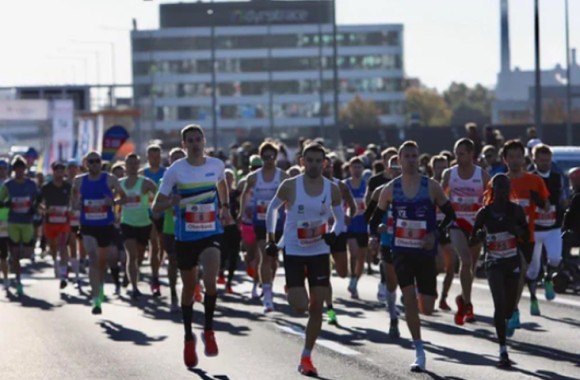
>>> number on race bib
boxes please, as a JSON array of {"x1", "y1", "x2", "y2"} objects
[
  {"x1": 48, "y1": 206, "x2": 68, "y2": 224},
  {"x1": 394, "y1": 219, "x2": 427, "y2": 249},
  {"x1": 83, "y1": 199, "x2": 108, "y2": 221},
  {"x1": 535, "y1": 205, "x2": 556, "y2": 227},
  {"x1": 487, "y1": 232, "x2": 517, "y2": 258},
  {"x1": 11, "y1": 196, "x2": 31, "y2": 214},
  {"x1": 184, "y1": 203, "x2": 216, "y2": 232},
  {"x1": 124, "y1": 194, "x2": 141, "y2": 209},
  {"x1": 297, "y1": 219, "x2": 327, "y2": 247}
]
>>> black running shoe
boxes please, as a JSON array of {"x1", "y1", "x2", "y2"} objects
[
  {"x1": 497, "y1": 352, "x2": 512, "y2": 368},
  {"x1": 60, "y1": 279, "x2": 68, "y2": 290}
]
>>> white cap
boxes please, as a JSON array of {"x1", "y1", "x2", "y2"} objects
[{"x1": 527, "y1": 138, "x2": 542, "y2": 149}]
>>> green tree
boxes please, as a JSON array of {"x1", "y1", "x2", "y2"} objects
[
  {"x1": 339, "y1": 95, "x2": 381, "y2": 128},
  {"x1": 405, "y1": 87, "x2": 451, "y2": 126},
  {"x1": 443, "y1": 82, "x2": 493, "y2": 126}
]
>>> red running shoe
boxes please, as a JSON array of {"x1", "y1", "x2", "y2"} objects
[
  {"x1": 183, "y1": 336, "x2": 198, "y2": 368},
  {"x1": 454, "y1": 295, "x2": 466, "y2": 326},
  {"x1": 439, "y1": 298, "x2": 451, "y2": 311},
  {"x1": 201, "y1": 330, "x2": 219, "y2": 357},
  {"x1": 217, "y1": 275, "x2": 226, "y2": 285},
  {"x1": 225, "y1": 285, "x2": 234, "y2": 294},
  {"x1": 465, "y1": 303, "x2": 476, "y2": 323},
  {"x1": 298, "y1": 356, "x2": 318, "y2": 377}
]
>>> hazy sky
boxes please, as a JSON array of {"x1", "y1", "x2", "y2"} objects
[{"x1": 0, "y1": 0, "x2": 578, "y2": 91}]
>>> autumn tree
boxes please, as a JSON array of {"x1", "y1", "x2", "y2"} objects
[
  {"x1": 339, "y1": 95, "x2": 381, "y2": 128},
  {"x1": 405, "y1": 87, "x2": 451, "y2": 126}
]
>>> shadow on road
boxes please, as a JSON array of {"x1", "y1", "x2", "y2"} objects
[
  {"x1": 541, "y1": 314, "x2": 580, "y2": 329},
  {"x1": 6, "y1": 290, "x2": 60, "y2": 311},
  {"x1": 98, "y1": 320, "x2": 167, "y2": 346}
]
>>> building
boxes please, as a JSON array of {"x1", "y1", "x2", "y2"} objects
[
  {"x1": 493, "y1": 0, "x2": 580, "y2": 124},
  {"x1": 131, "y1": 0, "x2": 405, "y2": 147}
]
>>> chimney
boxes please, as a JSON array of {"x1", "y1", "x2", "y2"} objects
[
  {"x1": 573, "y1": 48, "x2": 577, "y2": 66},
  {"x1": 500, "y1": 0, "x2": 511, "y2": 73}
]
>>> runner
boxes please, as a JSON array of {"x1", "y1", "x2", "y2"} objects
[
  {"x1": 497, "y1": 139, "x2": 550, "y2": 333},
  {"x1": 71, "y1": 151, "x2": 127, "y2": 314},
  {"x1": 38, "y1": 161, "x2": 72, "y2": 289},
  {"x1": 111, "y1": 162, "x2": 128, "y2": 294},
  {"x1": 120, "y1": 153, "x2": 157, "y2": 299},
  {"x1": 219, "y1": 168, "x2": 241, "y2": 294},
  {"x1": 527, "y1": 144, "x2": 564, "y2": 312},
  {"x1": 161, "y1": 147, "x2": 186, "y2": 312},
  {"x1": 265, "y1": 142, "x2": 344, "y2": 377},
  {"x1": 441, "y1": 138, "x2": 490, "y2": 324},
  {"x1": 369, "y1": 141, "x2": 456, "y2": 372},
  {"x1": 344, "y1": 157, "x2": 369, "y2": 299},
  {"x1": 153, "y1": 124, "x2": 231, "y2": 368},
  {"x1": 471, "y1": 174, "x2": 529, "y2": 368},
  {"x1": 367, "y1": 155, "x2": 401, "y2": 337},
  {"x1": 141, "y1": 144, "x2": 166, "y2": 296},
  {"x1": 0, "y1": 159, "x2": 10, "y2": 290},
  {"x1": 66, "y1": 159, "x2": 85, "y2": 287},
  {"x1": 239, "y1": 142, "x2": 288, "y2": 312},
  {"x1": 0, "y1": 156, "x2": 39, "y2": 296}
]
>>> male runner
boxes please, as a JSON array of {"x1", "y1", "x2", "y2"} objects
[
  {"x1": 153, "y1": 124, "x2": 231, "y2": 368},
  {"x1": 0, "y1": 159, "x2": 10, "y2": 290},
  {"x1": 266, "y1": 143, "x2": 344, "y2": 377},
  {"x1": 369, "y1": 141, "x2": 456, "y2": 372},
  {"x1": 441, "y1": 138, "x2": 490, "y2": 324}
]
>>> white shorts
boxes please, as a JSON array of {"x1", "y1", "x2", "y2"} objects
[{"x1": 527, "y1": 228, "x2": 562, "y2": 280}]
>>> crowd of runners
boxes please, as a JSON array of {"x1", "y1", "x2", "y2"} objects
[{"x1": 1, "y1": 123, "x2": 580, "y2": 376}]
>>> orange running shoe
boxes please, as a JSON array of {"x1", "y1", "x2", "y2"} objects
[
  {"x1": 454, "y1": 295, "x2": 466, "y2": 326},
  {"x1": 183, "y1": 336, "x2": 198, "y2": 368},
  {"x1": 201, "y1": 330, "x2": 219, "y2": 357},
  {"x1": 465, "y1": 303, "x2": 476, "y2": 323},
  {"x1": 194, "y1": 284, "x2": 203, "y2": 303},
  {"x1": 217, "y1": 275, "x2": 226, "y2": 285},
  {"x1": 298, "y1": 356, "x2": 318, "y2": 377},
  {"x1": 246, "y1": 265, "x2": 256, "y2": 279}
]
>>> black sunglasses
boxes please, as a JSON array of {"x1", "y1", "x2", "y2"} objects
[{"x1": 87, "y1": 158, "x2": 101, "y2": 164}]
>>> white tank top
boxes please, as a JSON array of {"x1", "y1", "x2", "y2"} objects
[
  {"x1": 254, "y1": 168, "x2": 282, "y2": 221},
  {"x1": 284, "y1": 175, "x2": 332, "y2": 256},
  {"x1": 449, "y1": 166, "x2": 484, "y2": 230},
  {"x1": 330, "y1": 178, "x2": 347, "y2": 233}
]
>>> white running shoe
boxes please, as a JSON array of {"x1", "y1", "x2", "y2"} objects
[{"x1": 410, "y1": 353, "x2": 426, "y2": 372}]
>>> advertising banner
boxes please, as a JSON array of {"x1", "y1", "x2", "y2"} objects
[
  {"x1": 51, "y1": 100, "x2": 74, "y2": 161},
  {"x1": 101, "y1": 125, "x2": 129, "y2": 161}
]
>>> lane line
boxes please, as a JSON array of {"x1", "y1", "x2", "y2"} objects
[{"x1": 276, "y1": 325, "x2": 361, "y2": 356}]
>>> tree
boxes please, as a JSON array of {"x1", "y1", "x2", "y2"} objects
[
  {"x1": 443, "y1": 82, "x2": 493, "y2": 126},
  {"x1": 339, "y1": 95, "x2": 381, "y2": 128},
  {"x1": 405, "y1": 87, "x2": 451, "y2": 126}
]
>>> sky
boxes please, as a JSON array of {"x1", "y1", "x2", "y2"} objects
[{"x1": 0, "y1": 0, "x2": 578, "y2": 92}]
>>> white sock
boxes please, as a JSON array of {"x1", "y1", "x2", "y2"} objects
[
  {"x1": 263, "y1": 283, "x2": 272, "y2": 300},
  {"x1": 386, "y1": 290, "x2": 398, "y2": 320}
]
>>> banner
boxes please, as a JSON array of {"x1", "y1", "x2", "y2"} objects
[
  {"x1": 51, "y1": 100, "x2": 74, "y2": 161},
  {"x1": 0, "y1": 99, "x2": 49, "y2": 121},
  {"x1": 77, "y1": 118, "x2": 95, "y2": 161},
  {"x1": 95, "y1": 114, "x2": 105, "y2": 154},
  {"x1": 101, "y1": 125, "x2": 129, "y2": 161}
]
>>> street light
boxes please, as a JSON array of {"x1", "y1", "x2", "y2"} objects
[
  {"x1": 565, "y1": 0, "x2": 572, "y2": 145},
  {"x1": 533, "y1": 0, "x2": 542, "y2": 139},
  {"x1": 58, "y1": 48, "x2": 101, "y2": 85}
]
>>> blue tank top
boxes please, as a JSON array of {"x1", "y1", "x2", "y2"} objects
[
  {"x1": 144, "y1": 167, "x2": 166, "y2": 186},
  {"x1": 80, "y1": 173, "x2": 115, "y2": 226},
  {"x1": 345, "y1": 178, "x2": 368, "y2": 234},
  {"x1": 391, "y1": 176, "x2": 437, "y2": 256}
]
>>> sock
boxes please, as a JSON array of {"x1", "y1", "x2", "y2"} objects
[
  {"x1": 414, "y1": 340, "x2": 424, "y2": 355},
  {"x1": 152, "y1": 276, "x2": 159, "y2": 286},
  {"x1": 263, "y1": 283, "x2": 272, "y2": 300},
  {"x1": 60, "y1": 265, "x2": 68, "y2": 280},
  {"x1": 500, "y1": 345, "x2": 507, "y2": 355},
  {"x1": 204, "y1": 294, "x2": 217, "y2": 331},
  {"x1": 301, "y1": 348, "x2": 312, "y2": 358},
  {"x1": 353, "y1": 277, "x2": 359, "y2": 287},
  {"x1": 110, "y1": 266, "x2": 120, "y2": 287},
  {"x1": 386, "y1": 290, "x2": 398, "y2": 320},
  {"x1": 527, "y1": 279, "x2": 537, "y2": 301},
  {"x1": 71, "y1": 258, "x2": 80, "y2": 279},
  {"x1": 182, "y1": 304, "x2": 194, "y2": 340}
]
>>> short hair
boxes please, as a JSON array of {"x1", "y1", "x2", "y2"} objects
[
  {"x1": 181, "y1": 124, "x2": 204, "y2": 141},
  {"x1": 349, "y1": 157, "x2": 364, "y2": 166},
  {"x1": 398, "y1": 140, "x2": 419, "y2": 155},
  {"x1": 502, "y1": 139, "x2": 526, "y2": 158},
  {"x1": 302, "y1": 143, "x2": 326, "y2": 159},
  {"x1": 111, "y1": 162, "x2": 125, "y2": 172},
  {"x1": 147, "y1": 144, "x2": 161, "y2": 154},
  {"x1": 381, "y1": 147, "x2": 398, "y2": 160},
  {"x1": 259, "y1": 141, "x2": 279, "y2": 156},
  {"x1": 532, "y1": 143, "x2": 552, "y2": 158},
  {"x1": 169, "y1": 147, "x2": 185, "y2": 157},
  {"x1": 482, "y1": 144, "x2": 497, "y2": 154},
  {"x1": 454, "y1": 138, "x2": 475, "y2": 153},
  {"x1": 388, "y1": 156, "x2": 399, "y2": 167},
  {"x1": 372, "y1": 160, "x2": 385, "y2": 173},
  {"x1": 429, "y1": 155, "x2": 447, "y2": 168},
  {"x1": 125, "y1": 153, "x2": 140, "y2": 161},
  {"x1": 465, "y1": 122, "x2": 478, "y2": 132},
  {"x1": 11, "y1": 155, "x2": 27, "y2": 168}
]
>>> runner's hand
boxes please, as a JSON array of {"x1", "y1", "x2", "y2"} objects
[
  {"x1": 369, "y1": 236, "x2": 379, "y2": 252},
  {"x1": 265, "y1": 241, "x2": 278, "y2": 257},
  {"x1": 377, "y1": 223, "x2": 388, "y2": 234}
]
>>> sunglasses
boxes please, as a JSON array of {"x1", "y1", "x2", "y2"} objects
[
  {"x1": 186, "y1": 137, "x2": 203, "y2": 143},
  {"x1": 87, "y1": 158, "x2": 101, "y2": 164},
  {"x1": 261, "y1": 154, "x2": 275, "y2": 160}
]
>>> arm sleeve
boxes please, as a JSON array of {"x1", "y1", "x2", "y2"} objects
[
  {"x1": 364, "y1": 199, "x2": 378, "y2": 223},
  {"x1": 562, "y1": 194, "x2": 580, "y2": 230},
  {"x1": 330, "y1": 204, "x2": 345, "y2": 235},
  {"x1": 265, "y1": 196, "x2": 284, "y2": 234},
  {"x1": 438, "y1": 200, "x2": 456, "y2": 230}
]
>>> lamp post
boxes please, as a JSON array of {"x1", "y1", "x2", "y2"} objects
[
  {"x1": 565, "y1": 0, "x2": 572, "y2": 145},
  {"x1": 208, "y1": 7, "x2": 218, "y2": 151},
  {"x1": 533, "y1": 0, "x2": 543, "y2": 139}
]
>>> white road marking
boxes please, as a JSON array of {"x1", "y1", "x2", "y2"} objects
[{"x1": 276, "y1": 324, "x2": 361, "y2": 356}]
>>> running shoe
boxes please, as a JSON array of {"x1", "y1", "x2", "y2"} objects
[
  {"x1": 263, "y1": 298, "x2": 274, "y2": 313},
  {"x1": 454, "y1": 295, "x2": 466, "y2": 326},
  {"x1": 389, "y1": 318, "x2": 400, "y2": 338},
  {"x1": 298, "y1": 356, "x2": 318, "y2": 377},
  {"x1": 194, "y1": 284, "x2": 203, "y2": 303},
  {"x1": 508, "y1": 309, "x2": 521, "y2": 329},
  {"x1": 544, "y1": 280, "x2": 556, "y2": 301},
  {"x1": 16, "y1": 282, "x2": 24, "y2": 297},
  {"x1": 251, "y1": 283, "x2": 260, "y2": 300},
  {"x1": 59, "y1": 279, "x2": 68, "y2": 290},
  {"x1": 225, "y1": 285, "x2": 234, "y2": 294},
  {"x1": 217, "y1": 274, "x2": 226, "y2": 285},
  {"x1": 327, "y1": 309, "x2": 338, "y2": 325},
  {"x1": 201, "y1": 330, "x2": 219, "y2": 357},
  {"x1": 377, "y1": 283, "x2": 387, "y2": 302},
  {"x1": 465, "y1": 303, "x2": 476, "y2": 323},
  {"x1": 410, "y1": 352, "x2": 426, "y2": 372},
  {"x1": 91, "y1": 298, "x2": 102, "y2": 315},
  {"x1": 183, "y1": 336, "x2": 198, "y2": 368},
  {"x1": 246, "y1": 265, "x2": 256, "y2": 279},
  {"x1": 122, "y1": 275, "x2": 129, "y2": 288},
  {"x1": 131, "y1": 288, "x2": 143, "y2": 301},
  {"x1": 497, "y1": 352, "x2": 513, "y2": 368},
  {"x1": 530, "y1": 299, "x2": 541, "y2": 316},
  {"x1": 439, "y1": 298, "x2": 451, "y2": 311},
  {"x1": 152, "y1": 283, "x2": 161, "y2": 297},
  {"x1": 347, "y1": 278, "x2": 356, "y2": 296}
]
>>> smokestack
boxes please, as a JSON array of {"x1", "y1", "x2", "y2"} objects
[
  {"x1": 573, "y1": 48, "x2": 577, "y2": 65},
  {"x1": 500, "y1": 0, "x2": 511, "y2": 73}
]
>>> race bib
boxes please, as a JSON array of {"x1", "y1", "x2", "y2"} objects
[
  {"x1": 125, "y1": 194, "x2": 141, "y2": 209},
  {"x1": 69, "y1": 210, "x2": 80, "y2": 226},
  {"x1": 355, "y1": 197, "x2": 366, "y2": 216},
  {"x1": 256, "y1": 200, "x2": 269, "y2": 221},
  {"x1": 0, "y1": 220, "x2": 8, "y2": 238},
  {"x1": 487, "y1": 231, "x2": 517, "y2": 258},
  {"x1": 48, "y1": 206, "x2": 68, "y2": 224},
  {"x1": 184, "y1": 203, "x2": 216, "y2": 232},
  {"x1": 11, "y1": 196, "x2": 31, "y2": 214},
  {"x1": 451, "y1": 195, "x2": 481, "y2": 219},
  {"x1": 297, "y1": 219, "x2": 327, "y2": 247},
  {"x1": 83, "y1": 199, "x2": 108, "y2": 221},
  {"x1": 535, "y1": 205, "x2": 556, "y2": 227},
  {"x1": 386, "y1": 211, "x2": 394, "y2": 235},
  {"x1": 394, "y1": 219, "x2": 427, "y2": 249}
]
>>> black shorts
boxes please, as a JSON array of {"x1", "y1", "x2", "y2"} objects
[
  {"x1": 485, "y1": 254, "x2": 521, "y2": 277},
  {"x1": 175, "y1": 235, "x2": 222, "y2": 271},
  {"x1": 331, "y1": 232, "x2": 347, "y2": 254},
  {"x1": 283, "y1": 252, "x2": 331, "y2": 288},
  {"x1": 347, "y1": 232, "x2": 369, "y2": 248},
  {"x1": 439, "y1": 229, "x2": 451, "y2": 245},
  {"x1": 0, "y1": 237, "x2": 8, "y2": 260},
  {"x1": 80, "y1": 224, "x2": 116, "y2": 248},
  {"x1": 380, "y1": 245, "x2": 393, "y2": 264},
  {"x1": 163, "y1": 233, "x2": 176, "y2": 257},
  {"x1": 393, "y1": 252, "x2": 437, "y2": 296},
  {"x1": 151, "y1": 214, "x2": 164, "y2": 234},
  {"x1": 254, "y1": 225, "x2": 283, "y2": 242},
  {"x1": 121, "y1": 223, "x2": 151, "y2": 246},
  {"x1": 519, "y1": 241, "x2": 534, "y2": 264}
]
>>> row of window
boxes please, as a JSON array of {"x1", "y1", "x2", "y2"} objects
[
  {"x1": 152, "y1": 101, "x2": 403, "y2": 121},
  {"x1": 132, "y1": 31, "x2": 400, "y2": 52},
  {"x1": 135, "y1": 78, "x2": 404, "y2": 98},
  {"x1": 133, "y1": 55, "x2": 402, "y2": 75}
]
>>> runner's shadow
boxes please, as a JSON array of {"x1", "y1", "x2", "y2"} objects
[
  {"x1": 334, "y1": 297, "x2": 382, "y2": 313},
  {"x1": 60, "y1": 292, "x2": 91, "y2": 306},
  {"x1": 541, "y1": 314, "x2": 580, "y2": 329},
  {"x1": 347, "y1": 326, "x2": 414, "y2": 349},
  {"x1": 188, "y1": 368, "x2": 232, "y2": 379},
  {"x1": 509, "y1": 339, "x2": 580, "y2": 367},
  {"x1": 12, "y1": 292, "x2": 60, "y2": 311},
  {"x1": 97, "y1": 320, "x2": 167, "y2": 346}
]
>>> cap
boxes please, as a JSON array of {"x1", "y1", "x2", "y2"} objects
[
  {"x1": 66, "y1": 158, "x2": 79, "y2": 167},
  {"x1": 249, "y1": 155, "x2": 263, "y2": 167},
  {"x1": 527, "y1": 138, "x2": 542, "y2": 149},
  {"x1": 51, "y1": 161, "x2": 66, "y2": 170}
]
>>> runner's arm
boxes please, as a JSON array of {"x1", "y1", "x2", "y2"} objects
[
  {"x1": 152, "y1": 168, "x2": 177, "y2": 213},
  {"x1": 330, "y1": 182, "x2": 345, "y2": 234},
  {"x1": 266, "y1": 179, "x2": 289, "y2": 242},
  {"x1": 238, "y1": 174, "x2": 255, "y2": 220},
  {"x1": 339, "y1": 181, "x2": 357, "y2": 219},
  {"x1": 369, "y1": 183, "x2": 392, "y2": 237},
  {"x1": 430, "y1": 179, "x2": 456, "y2": 232},
  {"x1": 109, "y1": 175, "x2": 127, "y2": 205}
]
